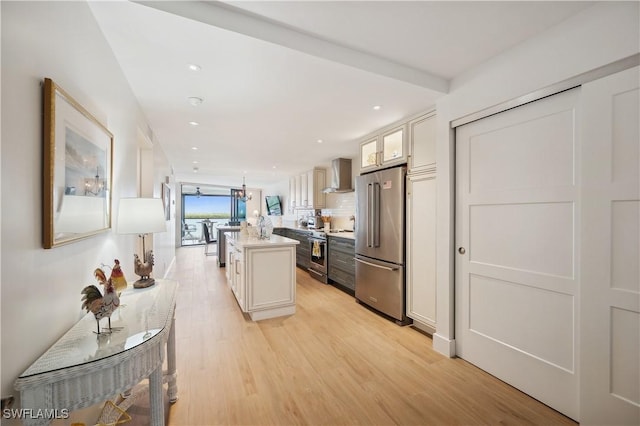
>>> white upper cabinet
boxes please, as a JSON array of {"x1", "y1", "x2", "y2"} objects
[
  {"x1": 291, "y1": 168, "x2": 326, "y2": 209},
  {"x1": 359, "y1": 124, "x2": 407, "y2": 173},
  {"x1": 408, "y1": 111, "x2": 437, "y2": 174},
  {"x1": 289, "y1": 176, "x2": 297, "y2": 210},
  {"x1": 382, "y1": 127, "x2": 405, "y2": 164},
  {"x1": 307, "y1": 168, "x2": 326, "y2": 209},
  {"x1": 294, "y1": 174, "x2": 302, "y2": 209},
  {"x1": 360, "y1": 137, "x2": 378, "y2": 171},
  {"x1": 299, "y1": 172, "x2": 309, "y2": 207}
]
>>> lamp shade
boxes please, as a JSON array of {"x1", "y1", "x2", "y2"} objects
[{"x1": 117, "y1": 198, "x2": 167, "y2": 234}]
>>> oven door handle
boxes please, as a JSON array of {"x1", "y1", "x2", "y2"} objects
[
  {"x1": 308, "y1": 268, "x2": 324, "y2": 277},
  {"x1": 355, "y1": 258, "x2": 399, "y2": 271}
]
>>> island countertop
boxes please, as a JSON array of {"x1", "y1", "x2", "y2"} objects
[{"x1": 225, "y1": 231, "x2": 300, "y2": 248}]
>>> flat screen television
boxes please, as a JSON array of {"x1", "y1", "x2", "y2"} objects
[{"x1": 265, "y1": 195, "x2": 282, "y2": 216}]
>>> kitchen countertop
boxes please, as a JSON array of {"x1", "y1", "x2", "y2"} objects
[
  {"x1": 326, "y1": 231, "x2": 355, "y2": 240},
  {"x1": 275, "y1": 225, "x2": 312, "y2": 233},
  {"x1": 225, "y1": 231, "x2": 300, "y2": 248},
  {"x1": 275, "y1": 224, "x2": 355, "y2": 240}
]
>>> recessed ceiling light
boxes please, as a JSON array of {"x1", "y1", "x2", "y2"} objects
[
  {"x1": 192, "y1": 160, "x2": 199, "y2": 164},
  {"x1": 317, "y1": 139, "x2": 323, "y2": 144},
  {"x1": 187, "y1": 64, "x2": 201, "y2": 72},
  {"x1": 272, "y1": 165, "x2": 277, "y2": 169},
  {"x1": 189, "y1": 121, "x2": 199, "y2": 126},
  {"x1": 373, "y1": 105, "x2": 382, "y2": 110},
  {"x1": 191, "y1": 146, "x2": 198, "y2": 150},
  {"x1": 188, "y1": 97, "x2": 203, "y2": 106}
]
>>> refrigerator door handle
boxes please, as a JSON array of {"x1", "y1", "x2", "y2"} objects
[
  {"x1": 367, "y1": 183, "x2": 373, "y2": 247},
  {"x1": 355, "y1": 257, "x2": 399, "y2": 271},
  {"x1": 373, "y1": 182, "x2": 380, "y2": 248}
]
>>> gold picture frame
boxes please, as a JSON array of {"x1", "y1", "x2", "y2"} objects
[{"x1": 43, "y1": 78, "x2": 113, "y2": 248}]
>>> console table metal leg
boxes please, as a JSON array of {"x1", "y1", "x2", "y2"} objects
[
  {"x1": 149, "y1": 366, "x2": 164, "y2": 426},
  {"x1": 166, "y1": 313, "x2": 178, "y2": 403}
]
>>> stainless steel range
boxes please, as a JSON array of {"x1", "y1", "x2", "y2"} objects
[{"x1": 308, "y1": 230, "x2": 328, "y2": 283}]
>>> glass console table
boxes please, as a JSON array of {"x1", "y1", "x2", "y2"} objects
[{"x1": 14, "y1": 280, "x2": 179, "y2": 425}]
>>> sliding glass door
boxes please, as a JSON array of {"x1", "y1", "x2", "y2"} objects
[
  {"x1": 181, "y1": 193, "x2": 232, "y2": 246},
  {"x1": 230, "y1": 189, "x2": 247, "y2": 224}
]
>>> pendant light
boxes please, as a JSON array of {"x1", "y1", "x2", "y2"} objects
[{"x1": 235, "y1": 176, "x2": 252, "y2": 202}]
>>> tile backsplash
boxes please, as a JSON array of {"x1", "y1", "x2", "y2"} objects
[
  {"x1": 271, "y1": 187, "x2": 356, "y2": 230},
  {"x1": 322, "y1": 191, "x2": 356, "y2": 230}
]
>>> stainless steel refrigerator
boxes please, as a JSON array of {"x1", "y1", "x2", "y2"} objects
[{"x1": 355, "y1": 166, "x2": 409, "y2": 324}]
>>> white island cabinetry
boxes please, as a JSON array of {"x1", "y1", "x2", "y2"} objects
[{"x1": 225, "y1": 232, "x2": 299, "y2": 320}]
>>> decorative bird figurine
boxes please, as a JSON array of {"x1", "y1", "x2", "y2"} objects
[
  {"x1": 81, "y1": 268, "x2": 120, "y2": 334},
  {"x1": 109, "y1": 259, "x2": 128, "y2": 295},
  {"x1": 133, "y1": 250, "x2": 155, "y2": 288}
]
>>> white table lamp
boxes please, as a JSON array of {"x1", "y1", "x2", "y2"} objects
[{"x1": 117, "y1": 198, "x2": 166, "y2": 288}]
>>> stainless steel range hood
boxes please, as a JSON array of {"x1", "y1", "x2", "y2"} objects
[{"x1": 323, "y1": 158, "x2": 354, "y2": 193}]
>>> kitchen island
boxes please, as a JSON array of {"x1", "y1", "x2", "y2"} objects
[
  {"x1": 216, "y1": 225, "x2": 241, "y2": 266},
  {"x1": 225, "y1": 232, "x2": 299, "y2": 320}
]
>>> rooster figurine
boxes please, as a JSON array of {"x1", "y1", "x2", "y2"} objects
[
  {"x1": 109, "y1": 259, "x2": 128, "y2": 295},
  {"x1": 133, "y1": 250, "x2": 155, "y2": 288},
  {"x1": 81, "y1": 268, "x2": 120, "y2": 334}
]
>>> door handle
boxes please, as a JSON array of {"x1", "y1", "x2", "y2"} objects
[
  {"x1": 458, "y1": 247, "x2": 466, "y2": 255},
  {"x1": 355, "y1": 258, "x2": 399, "y2": 271}
]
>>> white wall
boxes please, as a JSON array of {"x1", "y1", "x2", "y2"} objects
[
  {"x1": 0, "y1": 0, "x2": 175, "y2": 402},
  {"x1": 433, "y1": 1, "x2": 640, "y2": 355}
]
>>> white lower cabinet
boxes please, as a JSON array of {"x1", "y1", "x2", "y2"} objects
[
  {"x1": 406, "y1": 171, "x2": 437, "y2": 332},
  {"x1": 225, "y1": 232, "x2": 298, "y2": 320},
  {"x1": 226, "y1": 239, "x2": 235, "y2": 286},
  {"x1": 230, "y1": 243, "x2": 245, "y2": 308}
]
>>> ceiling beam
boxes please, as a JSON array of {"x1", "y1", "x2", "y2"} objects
[{"x1": 134, "y1": 0, "x2": 449, "y2": 94}]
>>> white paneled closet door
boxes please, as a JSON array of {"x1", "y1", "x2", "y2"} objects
[
  {"x1": 455, "y1": 88, "x2": 580, "y2": 420},
  {"x1": 580, "y1": 66, "x2": 640, "y2": 425}
]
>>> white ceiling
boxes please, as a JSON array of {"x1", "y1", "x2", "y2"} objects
[{"x1": 88, "y1": 1, "x2": 594, "y2": 188}]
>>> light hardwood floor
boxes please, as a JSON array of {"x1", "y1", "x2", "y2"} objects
[{"x1": 125, "y1": 246, "x2": 576, "y2": 425}]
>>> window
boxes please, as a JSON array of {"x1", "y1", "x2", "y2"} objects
[{"x1": 182, "y1": 194, "x2": 231, "y2": 246}]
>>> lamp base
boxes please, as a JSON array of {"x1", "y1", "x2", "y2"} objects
[{"x1": 133, "y1": 277, "x2": 156, "y2": 289}]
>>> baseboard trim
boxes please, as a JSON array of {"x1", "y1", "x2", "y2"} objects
[
  {"x1": 164, "y1": 255, "x2": 177, "y2": 278},
  {"x1": 433, "y1": 333, "x2": 456, "y2": 358}
]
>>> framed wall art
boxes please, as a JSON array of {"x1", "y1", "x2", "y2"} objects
[{"x1": 43, "y1": 78, "x2": 113, "y2": 248}]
